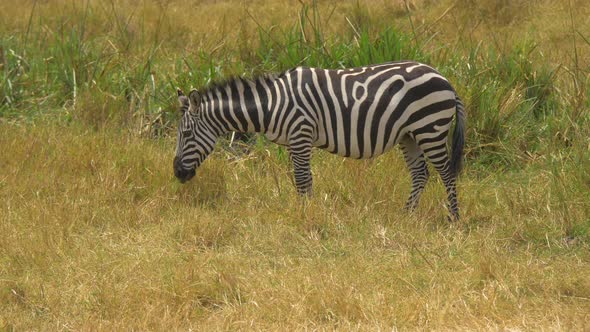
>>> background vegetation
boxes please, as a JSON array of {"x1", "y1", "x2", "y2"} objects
[{"x1": 1, "y1": 0, "x2": 589, "y2": 329}]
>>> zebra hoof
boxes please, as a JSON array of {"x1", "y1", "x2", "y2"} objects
[{"x1": 447, "y1": 215, "x2": 459, "y2": 222}]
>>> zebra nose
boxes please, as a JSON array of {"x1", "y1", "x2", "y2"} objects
[
  {"x1": 173, "y1": 157, "x2": 196, "y2": 183},
  {"x1": 173, "y1": 157, "x2": 183, "y2": 177},
  {"x1": 173, "y1": 156, "x2": 180, "y2": 171}
]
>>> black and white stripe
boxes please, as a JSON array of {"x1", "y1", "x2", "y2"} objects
[{"x1": 174, "y1": 61, "x2": 465, "y2": 220}]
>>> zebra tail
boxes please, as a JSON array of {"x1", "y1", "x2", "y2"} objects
[{"x1": 449, "y1": 95, "x2": 465, "y2": 177}]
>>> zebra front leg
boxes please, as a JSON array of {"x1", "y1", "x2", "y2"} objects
[
  {"x1": 288, "y1": 143, "x2": 313, "y2": 196},
  {"x1": 400, "y1": 135, "x2": 429, "y2": 211}
]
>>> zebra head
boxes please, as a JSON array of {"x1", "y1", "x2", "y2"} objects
[{"x1": 173, "y1": 88, "x2": 216, "y2": 183}]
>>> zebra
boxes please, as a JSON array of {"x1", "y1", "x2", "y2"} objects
[{"x1": 173, "y1": 61, "x2": 465, "y2": 220}]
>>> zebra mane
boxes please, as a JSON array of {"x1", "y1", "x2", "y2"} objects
[{"x1": 199, "y1": 72, "x2": 282, "y2": 100}]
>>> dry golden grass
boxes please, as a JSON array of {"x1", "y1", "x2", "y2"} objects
[
  {"x1": 1, "y1": 0, "x2": 590, "y2": 330},
  {"x1": 1, "y1": 121, "x2": 589, "y2": 330}
]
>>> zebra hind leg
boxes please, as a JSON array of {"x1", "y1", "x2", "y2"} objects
[
  {"x1": 421, "y1": 142, "x2": 459, "y2": 221},
  {"x1": 400, "y1": 135, "x2": 430, "y2": 212}
]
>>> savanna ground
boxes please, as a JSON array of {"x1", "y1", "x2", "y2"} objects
[{"x1": 1, "y1": 0, "x2": 590, "y2": 330}]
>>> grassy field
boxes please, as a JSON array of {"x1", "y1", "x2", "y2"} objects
[{"x1": 1, "y1": 0, "x2": 590, "y2": 330}]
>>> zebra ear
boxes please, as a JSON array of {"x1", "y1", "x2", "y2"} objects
[
  {"x1": 189, "y1": 89, "x2": 201, "y2": 110},
  {"x1": 177, "y1": 88, "x2": 189, "y2": 113}
]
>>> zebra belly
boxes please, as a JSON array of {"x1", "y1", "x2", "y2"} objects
[
  {"x1": 265, "y1": 132, "x2": 289, "y2": 146},
  {"x1": 312, "y1": 138, "x2": 396, "y2": 159}
]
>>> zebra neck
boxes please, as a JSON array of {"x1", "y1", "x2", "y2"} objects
[{"x1": 201, "y1": 76, "x2": 275, "y2": 136}]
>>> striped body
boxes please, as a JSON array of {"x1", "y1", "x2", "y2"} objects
[{"x1": 174, "y1": 61, "x2": 465, "y2": 220}]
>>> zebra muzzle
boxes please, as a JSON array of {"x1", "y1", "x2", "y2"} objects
[{"x1": 173, "y1": 157, "x2": 196, "y2": 183}]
